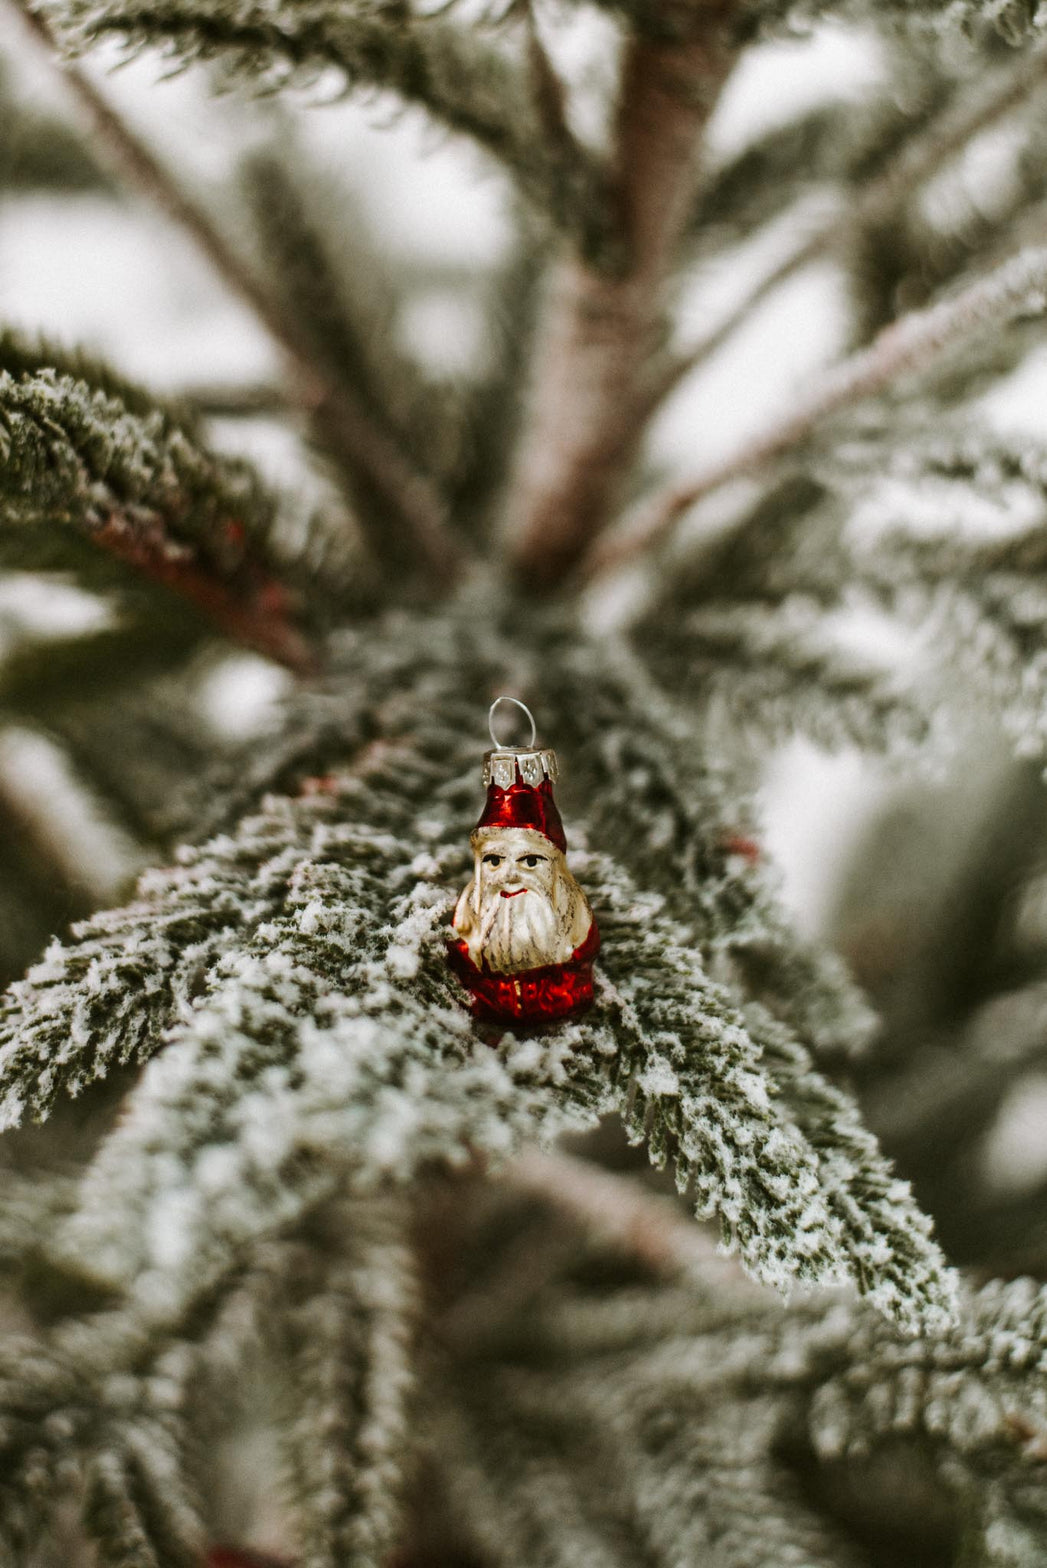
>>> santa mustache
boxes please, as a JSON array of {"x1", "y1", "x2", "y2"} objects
[
  {"x1": 478, "y1": 884, "x2": 533, "y2": 943},
  {"x1": 479, "y1": 878, "x2": 586, "y2": 972}
]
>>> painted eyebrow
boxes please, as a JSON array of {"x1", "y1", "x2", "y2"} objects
[{"x1": 516, "y1": 852, "x2": 547, "y2": 860}]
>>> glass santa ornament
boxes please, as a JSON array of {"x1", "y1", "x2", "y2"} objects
[{"x1": 449, "y1": 697, "x2": 599, "y2": 1024}]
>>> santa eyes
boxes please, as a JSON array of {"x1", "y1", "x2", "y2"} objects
[{"x1": 481, "y1": 853, "x2": 547, "y2": 868}]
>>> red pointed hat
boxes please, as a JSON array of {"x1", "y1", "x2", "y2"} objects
[{"x1": 475, "y1": 760, "x2": 567, "y2": 852}]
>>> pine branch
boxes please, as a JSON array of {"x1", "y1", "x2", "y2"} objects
[
  {"x1": 587, "y1": 244, "x2": 1047, "y2": 579},
  {"x1": 787, "y1": 418, "x2": 1047, "y2": 762},
  {"x1": 805, "y1": 1276, "x2": 1047, "y2": 1543},
  {"x1": 654, "y1": 44, "x2": 1047, "y2": 408},
  {"x1": 597, "y1": 860, "x2": 844, "y2": 1292},
  {"x1": 446, "y1": 225, "x2": 546, "y2": 545},
  {"x1": 0, "y1": 54, "x2": 109, "y2": 192},
  {"x1": 686, "y1": 87, "x2": 936, "y2": 254},
  {"x1": 607, "y1": 859, "x2": 953, "y2": 1331},
  {"x1": 744, "y1": 1002, "x2": 951, "y2": 1333},
  {"x1": 0, "y1": 326, "x2": 202, "y2": 423},
  {"x1": 240, "y1": 150, "x2": 465, "y2": 513},
  {"x1": 41, "y1": 0, "x2": 608, "y2": 247},
  {"x1": 633, "y1": 596, "x2": 930, "y2": 754},
  {"x1": 0, "y1": 1322, "x2": 206, "y2": 1567},
  {"x1": 10, "y1": 0, "x2": 459, "y2": 591},
  {"x1": 0, "y1": 366, "x2": 317, "y2": 669},
  {"x1": 0, "y1": 613, "x2": 953, "y2": 1332},
  {"x1": 505, "y1": 21, "x2": 738, "y2": 588},
  {"x1": 0, "y1": 1178, "x2": 1032, "y2": 1568},
  {"x1": 177, "y1": 381, "x2": 289, "y2": 418},
  {"x1": 83, "y1": 1433, "x2": 205, "y2": 1568},
  {"x1": 426, "y1": 1184, "x2": 1038, "y2": 1568},
  {"x1": 518, "y1": 0, "x2": 576, "y2": 183},
  {"x1": 0, "y1": 1339, "x2": 92, "y2": 1555},
  {"x1": 272, "y1": 1198, "x2": 418, "y2": 1568},
  {"x1": 621, "y1": 414, "x2": 1047, "y2": 777},
  {"x1": 529, "y1": 641, "x2": 953, "y2": 1329},
  {"x1": 737, "y1": 0, "x2": 1047, "y2": 48},
  {"x1": 43, "y1": 669, "x2": 249, "y2": 849}
]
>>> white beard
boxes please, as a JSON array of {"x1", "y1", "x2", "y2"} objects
[
  {"x1": 454, "y1": 841, "x2": 593, "y2": 975},
  {"x1": 478, "y1": 887, "x2": 564, "y2": 973}
]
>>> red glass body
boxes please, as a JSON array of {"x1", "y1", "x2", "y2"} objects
[{"x1": 448, "y1": 919, "x2": 599, "y2": 1025}]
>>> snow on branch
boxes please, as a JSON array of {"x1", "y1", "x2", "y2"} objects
[
  {"x1": 270, "y1": 1196, "x2": 418, "y2": 1568},
  {"x1": 0, "y1": 1327, "x2": 206, "y2": 1565},
  {"x1": 11, "y1": 0, "x2": 461, "y2": 590},
  {"x1": 0, "y1": 1179, "x2": 1033, "y2": 1567},
  {"x1": 656, "y1": 42, "x2": 1047, "y2": 408},
  {"x1": 0, "y1": 614, "x2": 954, "y2": 1333},
  {"x1": 534, "y1": 638, "x2": 879, "y2": 1060},
  {"x1": 0, "y1": 363, "x2": 318, "y2": 669},
  {"x1": 633, "y1": 596, "x2": 930, "y2": 755},
  {"x1": 428, "y1": 1186, "x2": 1047, "y2": 1568},
  {"x1": 737, "y1": 0, "x2": 1047, "y2": 47},
  {"x1": 624, "y1": 410, "x2": 1047, "y2": 771},
  {"x1": 538, "y1": 647, "x2": 952, "y2": 1330},
  {"x1": 0, "y1": 1187, "x2": 417, "y2": 1565},
  {"x1": 801, "y1": 420, "x2": 1047, "y2": 762},
  {"x1": 41, "y1": 0, "x2": 606, "y2": 243},
  {"x1": 588, "y1": 245, "x2": 1047, "y2": 580}
]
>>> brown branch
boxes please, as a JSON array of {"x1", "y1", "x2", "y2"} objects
[
  {"x1": 584, "y1": 244, "x2": 1047, "y2": 580},
  {"x1": 645, "y1": 43, "x2": 1047, "y2": 415},
  {"x1": 93, "y1": 509, "x2": 320, "y2": 671},
  {"x1": 7, "y1": 0, "x2": 460, "y2": 591},
  {"x1": 505, "y1": 21, "x2": 736, "y2": 590}
]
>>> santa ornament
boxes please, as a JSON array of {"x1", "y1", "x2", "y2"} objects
[{"x1": 449, "y1": 697, "x2": 599, "y2": 1025}]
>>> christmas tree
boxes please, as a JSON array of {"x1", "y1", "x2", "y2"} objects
[{"x1": 2, "y1": 0, "x2": 1047, "y2": 1559}]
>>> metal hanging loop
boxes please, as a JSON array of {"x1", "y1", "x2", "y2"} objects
[{"x1": 488, "y1": 695, "x2": 537, "y2": 751}]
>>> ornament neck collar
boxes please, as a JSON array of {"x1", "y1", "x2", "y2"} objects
[{"x1": 482, "y1": 748, "x2": 559, "y2": 789}]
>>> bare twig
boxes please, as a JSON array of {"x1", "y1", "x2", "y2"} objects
[
  {"x1": 7, "y1": 0, "x2": 460, "y2": 590},
  {"x1": 585, "y1": 244, "x2": 1047, "y2": 580},
  {"x1": 505, "y1": 22, "x2": 736, "y2": 589},
  {"x1": 645, "y1": 44, "x2": 1047, "y2": 415}
]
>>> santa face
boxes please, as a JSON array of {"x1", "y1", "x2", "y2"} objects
[{"x1": 453, "y1": 826, "x2": 593, "y2": 975}]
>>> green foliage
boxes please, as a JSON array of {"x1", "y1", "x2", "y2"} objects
[
  {"x1": 49, "y1": 0, "x2": 610, "y2": 248},
  {"x1": 240, "y1": 148, "x2": 463, "y2": 508},
  {"x1": 0, "y1": 356, "x2": 328, "y2": 667},
  {"x1": 425, "y1": 1186, "x2": 1047, "y2": 1568},
  {"x1": 271, "y1": 1198, "x2": 418, "y2": 1568},
  {"x1": 0, "y1": 58, "x2": 108, "y2": 193},
  {"x1": 8, "y1": 0, "x2": 1047, "y2": 1557},
  {"x1": 0, "y1": 614, "x2": 955, "y2": 1338},
  {"x1": 689, "y1": 74, "x2": 946, "y2": 254}
]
